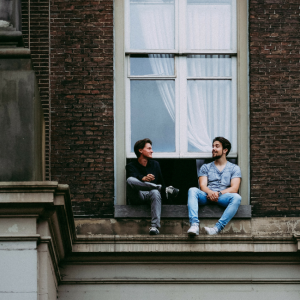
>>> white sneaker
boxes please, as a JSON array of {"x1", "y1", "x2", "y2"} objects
[
  {"x1": 187, "y1": 224, "x2": 199, "y2": 236},
  {"x1": 204, "y1": 226, "x2": 219, "y2": 235},
  {"x1": 165, "y1": 186, "x2": 179, "y2": 199}
]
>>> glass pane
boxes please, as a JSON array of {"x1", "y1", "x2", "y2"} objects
[
  {"x1": 130, "y1": 54, "x2": 175, "y2": 76},
  {"x1": 186, "y1": 0, "x2": 232, "y2": 50},
  {"x1": 187, "y1": 80, "x2": 237, "y2": 153},
  {"x1": 187, "y1": 55, "x2": 231, "y2": 77},
  {"x1": 131, "y1": 80, "x2": 175, "y2": 152},
  {"x1": 130, "y1": 0, "x2": 175, "y2": 50}
]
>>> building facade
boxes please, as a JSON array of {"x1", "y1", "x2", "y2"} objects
[{"x1": 0, "y1": 0, "x2": 300, "y2": 299}]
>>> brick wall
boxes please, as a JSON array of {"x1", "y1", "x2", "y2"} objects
[
  {"x1": 22, "y1": 0, "x2": 51, "y2": 180},
  {"x1": 50, "y1": 0, "x2": 114, "y2": 216},
  {"x1": 250, "y1": 0, "x2": 300, "y2": 216},
  {"x1": 21, "y1": 0, "x2": 300, "y2": 217}
]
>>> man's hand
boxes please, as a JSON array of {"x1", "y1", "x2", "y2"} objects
[
  {"x1": 207, "y1": 190, "x2": 219, "y2": 202},
  {"x1": 142, "y1": 174, "x2": 155, "y2": 182}
]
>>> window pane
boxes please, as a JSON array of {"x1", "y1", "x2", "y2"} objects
[
  {"x1": 130, "y1": 54, "x2": 175, "y2": 76},
  {"x1": 131, "y1": 80, "x2": 175, "y2": 152},
  {"x1": 187, "y1": 55, "x2": 232, "y2": 77},
  {"x1": 187, "y1": 80, "x2": 237, "y2": 153},
  {"x1": 186, "y1": 0, "x2": 232, "y2": 50},
  {"x1": 130, "y1": 0, "x2": 175, "y2": 50}
]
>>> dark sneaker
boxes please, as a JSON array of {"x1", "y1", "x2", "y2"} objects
[
  {"x1": 165, "y1": 186, "x2": 179, "y2": 199},
  {"x1": 149, "y1": 227, "x2": 160, "y2": 235}
]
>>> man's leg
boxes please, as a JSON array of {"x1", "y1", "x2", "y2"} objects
[
  {"x1": 127, "y1": 177, "x2": 161, "y2": 192},
  {"x1": 146, "y1": 189, "x2": 161, "y2": 229},
  {"x1": 205, "y1": 193, "x2": 241, "y2": 235},
  {"x1": 187, "y1": 188, "x2": 208, "y2": 235},
  {"x1": 127, "y1": 177, "x2": 161, "y2": 204},
  {"x1": 215, "y1": 193, "x2": 241, "y2": 231},
  {"x1": 126, "y1": 177, "x2": 162, "y2": 233}
]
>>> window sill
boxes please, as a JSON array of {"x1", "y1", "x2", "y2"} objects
[{"x1": 114, "y1": 205, "x2": 251, "y2": 219}]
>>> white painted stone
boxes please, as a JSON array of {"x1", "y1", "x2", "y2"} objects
[
  {"x1": 60, "y1": 263, "x2": 300, "y2": 281},
  {"x1": 58, "y1": 284, "x2": 300, "y2": 300},
  {"x1": 0, "y1": 244, "x2": 37, "y2": 293},
  {"x1": 0, "y1": 218, "x2": 36, "y2": 235},
  {"x1": 0, "y1": 192, "x2": 53, "y2": 203}
]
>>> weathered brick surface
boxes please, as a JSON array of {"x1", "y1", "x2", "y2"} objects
[
  {"x1": 22, "y1": 0, "x2": 51, "y2": 180},
  {"x1": 21, "y1": 0, "x2": 300, "y2": 218},
  {"x1": 249, "y1": 0, "x2": 300, "y2": 216},
  {"x1": 50, "y1": 0, "x2": 114, "y2": 216}
]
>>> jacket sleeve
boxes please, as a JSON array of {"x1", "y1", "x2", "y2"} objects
[{"x1": 126, "y1": 163, "x2": 144, "y2": 181}]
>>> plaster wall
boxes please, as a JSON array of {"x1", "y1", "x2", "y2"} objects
[
  {"x1": 38, "y1": 243, "x2": 58, "y2": 300},
  {"x1": 0, "y1": 241, "x2": 37, "y2": 300},
  {"x1": 59, "y1": 284, "x2": 300, "y2": 300},
  {"x1": 58, "y1": 262, "x2": 300, "y2": 300}
]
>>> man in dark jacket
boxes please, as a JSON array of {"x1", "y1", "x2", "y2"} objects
[{"x1": 126, "y1": 138, "x2": 179, "y2": 235}]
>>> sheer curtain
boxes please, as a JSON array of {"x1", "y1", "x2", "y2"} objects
[
  {"x1": 186, "y1": 0, "x2": 235, "y2": 153},
  {"x1": 186, "y1": 0, "x2": 232, "y2": 50},
  {"x1": 187, "y1": 78, "x2": 235, "y2": 152},
  {"x1": 130, "y1": 0, "x2": 236, "y2": 153},
  {"x1": 132, "y1": 1, "x2": 176, "y2": 122},
  {"x1": 187, "y1": 55, "x2": 236, "y2": 153}
]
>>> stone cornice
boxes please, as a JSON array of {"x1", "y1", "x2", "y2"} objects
[{"x1": 0, "y1": 182, "x2": 299, "y2": 268}]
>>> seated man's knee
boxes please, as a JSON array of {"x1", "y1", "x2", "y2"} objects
[
  {"x1": 127, "y1": 176, "x2": 137, "y2": 186},
  {"x1": 232, "y1": 194, "x2": 242, "y2": 205},
  {"x1": 188, "y1": 187, "x2": 199, "y2": 196},
  {"x1": 149, "y1": 189, "x2": 161, "y2": 200}
]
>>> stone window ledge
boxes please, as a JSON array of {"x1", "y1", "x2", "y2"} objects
[{"x1": 114, "y1": 205, "x2": 251, "y2": 219}]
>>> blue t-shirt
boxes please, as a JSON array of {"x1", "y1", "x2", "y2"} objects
[{"x1": 198, "y1": 161, "x2": 242, "y2": 192}]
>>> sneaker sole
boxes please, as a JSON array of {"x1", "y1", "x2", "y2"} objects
[
  {"x1": 149, "y1": 231, "x2": 159, "y2": 235},
  {"x1": 187, "y1": 231, "x2": 199, "y2": 236}
]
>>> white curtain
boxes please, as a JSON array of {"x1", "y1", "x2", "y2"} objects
[
  {"x1": 131, "y1": 0, "x2": 235, "y2": 153},
  {"x1": 131, "y1": 1, "x2": 174, "y2": 50},
  {"x1": 187, "y1": 79, "x2": 235, "y2": 152},
  {"x1": 186, "y1": 1, "x2": 231, "y2": 50},
  {"x1": 187, "y1": 55, "x2": 235, "y2": 152},
  {"x1": 149, "y1": 54, "x2": 175, "y2": 121},
  {"x1": 133, "y1": 1, "x2": 176, "y2": 122}
]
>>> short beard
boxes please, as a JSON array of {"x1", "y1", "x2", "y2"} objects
[{"x1": 212, "y1": 154, "x2": 222, "y2": 161}]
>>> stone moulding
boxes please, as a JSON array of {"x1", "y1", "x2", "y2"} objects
[
  {"x1": 0, "y1": 182, "x2": 300, "y2": 283},
  {"x1": 114, "y1": 204, "x2": 251, "y2": 218}
]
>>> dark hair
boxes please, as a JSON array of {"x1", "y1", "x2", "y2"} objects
[
  {"x1": 134, "y1": 138, "x2": 152, "y2": 157},
  {"x1": 213, "y1": 137, "x2": 231, "y2": 156}
]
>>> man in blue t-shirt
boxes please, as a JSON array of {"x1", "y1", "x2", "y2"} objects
[{"x1": 187, "y1": 137, "x2": 242, "y2": 236}]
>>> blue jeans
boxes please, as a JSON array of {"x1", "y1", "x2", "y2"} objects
[{"x1": 188, "y1": 187, "x2": 241, "y2": 232}]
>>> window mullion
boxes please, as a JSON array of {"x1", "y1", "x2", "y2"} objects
[
  {"x1": 178, "y1": 0, "x2": 186, "y2": 53},
  {"x1": 175, "y1": 56, "x2": 180, "y2": 156},
  {"x1": 232, "y1": 0, "x2": 237, "y2": 52},
  {"x1": 125, "y1": 56, "x2": 131, "y2": 157},
  {"x1": 175, "y1": 0, "x2": 179, "y2": 52},
  {"x1": 125, "y1": 0, "x2": 130, "y2": 52},
  {"x1": 179, "y1": 55, "x2": 187, "y2": 157}
]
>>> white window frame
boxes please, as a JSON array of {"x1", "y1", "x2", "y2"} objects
[
  {"x1": 114, "y1": 0, "x2": 249, "y2": 205},
  {"x1": 125, "y1": 0, "x2": 238, "y2": 158}
]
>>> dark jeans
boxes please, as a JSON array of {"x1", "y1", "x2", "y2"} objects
[{"x1": 126, "y1": 177, "x2": 162, "y2": 228}]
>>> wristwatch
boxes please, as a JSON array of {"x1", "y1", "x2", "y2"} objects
[{"x1": 218, "y1": 191, "x2": 222, "y2": 197}]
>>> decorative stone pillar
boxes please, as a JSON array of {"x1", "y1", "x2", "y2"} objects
[{"x1": 0, "y1": 182, "x2": 74, "y2": 300}]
